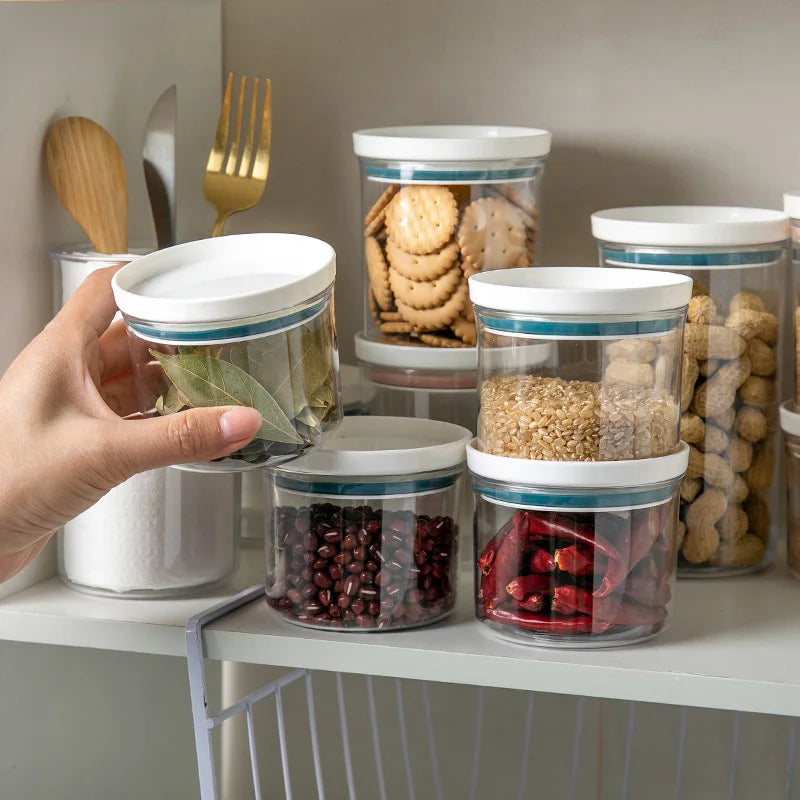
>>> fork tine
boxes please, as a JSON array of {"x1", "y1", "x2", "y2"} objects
[
  {"x1": 238, "y1": 77, "x2": 259, "y2": 178},
  {"x1": 251, "y1": 78, "x2": 272, "y2": 182},
  {"x1": 206, "y1": 72, "x2": 233, "y2": 173},
  {"x1": 224, "y1": 75, "x2": 247, "y2": 176}
]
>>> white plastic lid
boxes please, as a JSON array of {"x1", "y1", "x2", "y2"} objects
[
  {"x1": 780, "y1": 400, "x2": 800, "y2": 438},
  {"x1": 273, "y1": 417, "x2": 471, "y2": 477},
  {"x1": 355, "y1": 332, "x2": 477, "y2": 371},
  {"x1": 353, "y1": 126, "x2": 551, "y2": 161},
  {"x1": 467, "y1": 440, "x2": 689, "y2": 488},
  {"x1": 468, "y1": 267, "x2": 692, "y2": 315},
  {"x1": 784, "y1": 193, "x2": 800, "y2": 220},
  {"x1": 591, "y1": 206, "x2": 789, "y2": 247},
  {"x1": 112, "y1": 233, "x2": 335, "y2": 324}
]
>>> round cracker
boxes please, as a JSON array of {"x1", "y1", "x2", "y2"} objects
[
  {"x1": 396, "y1": 283, "x2": 468, "y2": 332},
  {"x1": 385, "y1": 185, "x2": 458, "y2": 255},
  {"x1": 419, "y1": 333, "x2": 470, "y2": 348},
  {"x1": 364, "y1": 208, "x2": 387, "y2": 238},
  {"x1": 386, "y1": 239, "x2": 459, "y2": 281},
  {"x1": 388, "y1": 262, "x2": 463, "y2": 310},
  {"x1": 367, "y1": 288, "x2": 381, "y2": 323},
  {"x1": 365, "y1": 236, "x2": 393, "y2": 311},
  {"x1": 365, "y1": 184, "x2": 398, "y2": 226},
  {"x1": 380, "y1": 320, "x2": 413, "y2": 334},
  {"x1": 380, "y1": 310, "x2": 403, "y2": 321},
  {"x1": 451, "y1": 313, "x2": 477, "y2": 346},
  {"x1": 496, "y1": 185, "x2": 539, "y2": 219},
  {"x1": 458, "y1": 197, "x2": 528, "y2": 271}
]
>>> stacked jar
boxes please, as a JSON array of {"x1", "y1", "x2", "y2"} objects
[
  {"x1": 467, "y1": 267, "x2": 692, "y2": 646},
  {"x1": 592, "y1": 207, "x2": 790, "y2": 574},
  {"x1": 265, "y1": 417, "x2": 471, "y2": 631},
  {"x1": 785, "y1": 193, "x2": 800, "y2": 408}
]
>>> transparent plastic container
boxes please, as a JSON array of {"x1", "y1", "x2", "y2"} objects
[
  {"x1": 353, "y1": 125, "x2": 550, "y2": 350},
  {"x1": 469, "y1": 266, "x2": 692, "y2": 462},
  {"x1": 784, "y1": 193, "x2": 800, "y2": 407},
  {"x1": 265, "y1": 417, "x2": 470, "y2": 631},
  {"x1": 468, "y1": 441, "x2": 689, "y2": 648},
  {"x1": 781, "y1": 402, "x2": 800, "y2": 579},
  {"x1": 355, "y1": 332, "x2": 479, "y2": 434},
  {"x1": 59, "y1": 468, "x2": 240, "y2": 597},
  {"x1": 111, "y1": 234, "x2": 341, "y2": 471},
  {"x1": 593, "y1": 207, "x2": 790, "y2": 574}
]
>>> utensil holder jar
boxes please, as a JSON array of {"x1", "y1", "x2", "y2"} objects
[
  {"x1": 112, "y1": 234, "x2": 341, "y2": 471},
  {"x1": 353, "y1": 125, "x2": 550, "y2": 351},
  {"x1": 265, "y1": 417, "x2": 470, "y2": 631},
  {"x1": 593, "y1": 206, "x2": 790, "y2": 574},
  {"x1": 469, "y1": 266, "x2": 692, "y2": 462},
  {"x1": 469, "y1": 442, "x2": 689, "y2": 648}
]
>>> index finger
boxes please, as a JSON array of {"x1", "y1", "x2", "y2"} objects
[{"x1": 55, "y1": 263, "x2": 124, "y2": 338}]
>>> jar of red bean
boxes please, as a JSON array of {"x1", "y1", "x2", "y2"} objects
[
  {"x1": 468, "y1": 440, "x2": 689, "y2": 648},
  {"x1": 266, "y1": 417, "x2": 471, "y2": 631}
]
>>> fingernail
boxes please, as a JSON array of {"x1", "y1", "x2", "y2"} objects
[{"x1": 220, "y1": 408, "x2": 261, "y2": 443}]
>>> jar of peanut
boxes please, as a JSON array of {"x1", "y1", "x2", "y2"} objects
[{"x1": 592, "y1": 206, "x2": 790, "y2": 575}]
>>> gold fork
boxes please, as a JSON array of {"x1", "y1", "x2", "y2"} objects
[{"x1": 204, "y1": 72, "x2": 272, "y2": 237}]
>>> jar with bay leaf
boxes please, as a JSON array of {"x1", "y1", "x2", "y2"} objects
[{"x1": 112, "y1": 234, "x2": 341, "y2": 471}]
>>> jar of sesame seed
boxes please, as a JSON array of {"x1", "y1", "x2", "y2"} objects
[{"x1": 468, "y1": 267, "x2": 692, "y2": 462}]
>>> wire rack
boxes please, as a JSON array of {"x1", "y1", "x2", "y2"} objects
[{"x1": 187, "y1": 585, "x2": 800, "y2": 800}]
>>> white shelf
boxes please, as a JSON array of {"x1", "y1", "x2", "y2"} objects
[{"x1": 1, "y1": 552, "x2": 799, "y2": 716}]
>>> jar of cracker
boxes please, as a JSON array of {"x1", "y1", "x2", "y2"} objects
[
  {"x1": 470, "y1": 266, "x2": 691, "y2": 466},
  {"x1": 353, "y1": 125, "x2": 550, "y2": 350},
  {"x1": 592, "y1": 206, "x2": 790, "y2": 575}
]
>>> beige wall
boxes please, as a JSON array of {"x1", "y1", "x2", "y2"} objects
[{"x1": 222, "y1": 0, "x2": 799, "y2": 362}]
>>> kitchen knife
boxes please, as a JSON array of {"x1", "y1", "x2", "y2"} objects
[{"x1": 143, "y1": 84, "x2": 176, "y2": 249}]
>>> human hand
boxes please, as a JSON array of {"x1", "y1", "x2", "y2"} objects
[{"x1": 0, "y1": 265, "x2": 262, "y2": 582}]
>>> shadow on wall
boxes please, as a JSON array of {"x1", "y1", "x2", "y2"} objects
[{"x1": 541, "y1": 140, "x2": 703, "y2": 266}]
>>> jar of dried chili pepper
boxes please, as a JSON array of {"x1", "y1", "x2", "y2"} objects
[
  {"x1": 266, "y1": 417, "x2": 471, "y2": 631},
  {"x1": 468, "y1": 441, "x2": 689, "y2": 648}
]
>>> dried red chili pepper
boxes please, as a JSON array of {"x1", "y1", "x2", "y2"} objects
[
  {"x1": 483, "y1": 606, "x2": 595, "y2": 634},
  {"x1": 624, "y1": 500, "x2": 674, "y2": 576},
  {"x1": 516, "y1": 592, "x2": 545, "y2": 613},
  {"x1": 488, "y1": 512, "x2": 529, "y2": 609},
  {"x1": 505, "y1": 574, "x2": 554, "y2": 600},
  {"x1": 529, "y1": 546, "x2": 555, "y2": 573},
  {"x1": 554, "y1": 545, "x2": 594, "y2": 576},
  {"x1": 477, "y1": 518, "x2": 513, "y2": 575},
  {"x1": 594, "y1": 598, "x2": 667, "y2": 628},
  {"x1": 551, "y1": 585, "x2": 593, "y2": 615}
]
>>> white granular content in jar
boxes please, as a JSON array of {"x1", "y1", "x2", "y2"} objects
[
  {"x1": 479, "y1": 374, "x2": 677, "y2": 461},
  {"x1": 60, "y1": 468, "x2": 237, "y2": 594}
]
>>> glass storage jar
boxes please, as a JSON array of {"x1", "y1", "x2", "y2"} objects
[
  {"x1": 59, "y1": 468, "x2": 240, "y2": 597},
  {"x1": 353, "y1": 125, "x2": 550, "y2": 350},
  {"x1": 355, "y1": 332, "x2": 479, "y2": 433},
  {"x1": 784, "y1": 193, "x2": 800, "y2": 407},
  {"x1": 469, "y1": 441, "x2": 689, "y2": 648},
  {"x1": 265, "y1": 417, "x2": 470, "y2": 631},
  {"x1": 592, "y1": 206, "x2": 790, "y2": 574},
  {"x1": 111, "y1": 234, "x2": 341, "y2": 471},
  {"x1": 469, "y1": 266, "x2": 691, "y2": 462},
  {"x1": 781, "y1": 402, "x2": 800, "y2": 579}
]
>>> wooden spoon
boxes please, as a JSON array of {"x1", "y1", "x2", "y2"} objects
[{"x1": 45, "y1": 116, "x2": 128, "y2": 254}]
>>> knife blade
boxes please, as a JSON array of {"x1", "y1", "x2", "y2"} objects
[{"x1": 143, "y1": 85, "x2": 176, "y2": 249}]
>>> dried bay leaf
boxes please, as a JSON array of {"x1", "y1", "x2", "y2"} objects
[{"x1": 150, "y1": 350, "x2": 303, "y2": 445}]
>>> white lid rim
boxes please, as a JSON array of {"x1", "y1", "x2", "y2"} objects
[
  {"x1": 353, "y1": 125, "x2": 552, "y2": 161},
  {"x1": 591, "y1": 206, "x2": 790, "y2": 247},
  {"x1": 111, "y1": 234, "x2": 336, "y2": 325},
  {"x1": 467, "y1": 267, "x2": 692, "y2": 316},
  {"x1": 466, "y1": 440, "x2": 690, "y2": 488},
  {"x1": 780, "y1": 399, "x2": 800, "y2": 438},
  {"x1": 784, "y1": 193, "x2": 800, "y2": 220},
  {"x1": 354, "y1": 332, "x2": 477, "y2": 370},
  {"x1": 271, "y1": 417, "x2": 472, "y2": 478}
]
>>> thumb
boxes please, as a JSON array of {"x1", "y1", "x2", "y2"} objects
[{"x1": 114, "y1": 406, "x2": 263, "y2": 474}]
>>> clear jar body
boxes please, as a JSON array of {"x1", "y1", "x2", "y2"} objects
[
  {"x1": 475, "y1": 315, "x2": 685, "y2": 461},
  {"x1": 360, "y1": 364, "x2": 479, "y2": 435},
  {"x1": 785, "y1": 430, "x2": 800, "y2": 578},
  {"x1": 58, "y1": 468, "x2": 240, "y2": 597},
  {"x1": 599, "y1": 242, "x2": 787, "y2": 574},
  {"x1": 265, "y1": 471, "x2": 462, "y2": 630},
  {"x1": 358, "y1": 156, "x2": 546, "y2": 350},
  {"x1": 472, "y1": 478, "x2": 680, "y2": 647},
  {"x1": 791, "y1": 217, "x2": 800, "y2": 407},
  {"x1": 122, "y1": 289, "x2": 341, "y2": 471}
]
